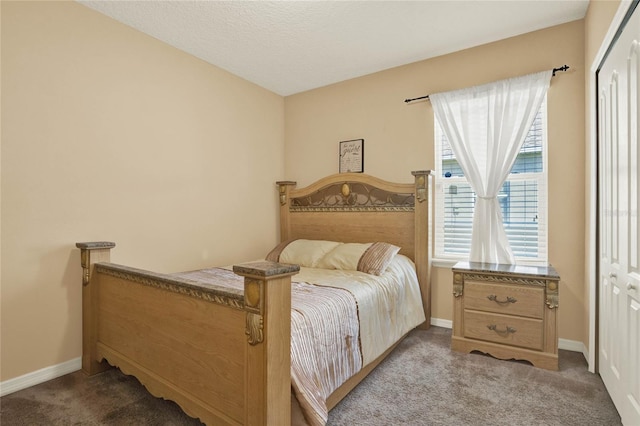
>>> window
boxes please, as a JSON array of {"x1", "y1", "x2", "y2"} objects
[{"x1": 434, "y1": 99, "x2": 548, "y2": 264}]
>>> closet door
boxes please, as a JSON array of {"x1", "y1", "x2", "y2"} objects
[{"x1": 598, "y1": 4, "x2": 640, "y2": 425}]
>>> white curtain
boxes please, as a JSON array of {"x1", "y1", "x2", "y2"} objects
[{"x1": 430, "y1": 70, "x2": 552, "y2": 264}]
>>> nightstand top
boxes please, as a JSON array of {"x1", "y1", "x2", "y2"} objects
[{"x1": 452, "y1": 261, "x2": 559, "y2": 280}]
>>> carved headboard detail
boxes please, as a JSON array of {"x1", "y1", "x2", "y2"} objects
[
  {"x1": 288, "y1": 181, "x2": 415, "y2": 212},
  {"x1": 276, "y1": 172, "x2": 431, "y2": 248}
]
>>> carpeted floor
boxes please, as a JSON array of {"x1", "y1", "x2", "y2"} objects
[{"x1": 0, "y1": 327, "x2": 621, "y2": 426}]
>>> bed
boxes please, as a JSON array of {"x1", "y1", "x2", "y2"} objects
[{"x1": 76, "y1": 170, "x2": 433, "y2": 426}]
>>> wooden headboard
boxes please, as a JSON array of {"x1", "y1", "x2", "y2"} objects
[{"x1": 276, "y1": 170, "x2": 433, "y2": 326}]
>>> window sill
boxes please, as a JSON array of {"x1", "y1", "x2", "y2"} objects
[
  {"x1": 431, "y1": 257, "x2": 549, "y2": 268},
  {"x1": 432, "y1": 258, "x2": 461, "y2": 268}
]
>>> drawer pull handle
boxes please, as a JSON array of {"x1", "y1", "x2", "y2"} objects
[
  {"x1": 487, "y1": 294, "x2": 517, "y2": 304},
  {"x1": 487, "y1": 324, "x2": 517, "y2": 335}
]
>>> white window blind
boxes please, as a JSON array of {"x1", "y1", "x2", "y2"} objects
[{"x1": 434, "y1": 100, "x2": 548, "y2": 264}]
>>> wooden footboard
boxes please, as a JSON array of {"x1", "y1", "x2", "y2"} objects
[{"x1": 76, "y1": 242, "x2": 299, "y2": 426}]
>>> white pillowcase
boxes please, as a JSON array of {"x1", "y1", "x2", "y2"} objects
[
  {"x1": 314, "y1": 242, "x2": 372, "y2": 270},
  {"x1": 277, "y1": 239, "x2": 341, "y2": 268},
  {"x1": 319, "y1": 242, "x2": 400, "y2": 275}
]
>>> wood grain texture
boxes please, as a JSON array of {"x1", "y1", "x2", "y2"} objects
[
  {"x1": 239, "y1": 273, "x2": 292, "y2": 426},
  {"x1": 98, "y1": 273, "x2": 246, "y2": 422},
  {"x1": 413, "y1": 172, "x2": 432, "y2": 329},
  {"x1": 463, "y1": 280, "x2": 544, "y2": 319},
  {"x1": 543, "y1": 297, "x2": 558, "y2": 355},
  {"x1": 81, "y1": 247, "x2": 114, "y2": 376},
  {"x1": 451, "y1": 336, "x2": 559, "y2": 370},
  {"x1": 451, "y1": 263, "x2": 559, "y2": 370},
  {"x1": 79, "y1": 248, "x2": 297, "y2": 425},
  {"x1": 463, "y1": 310, "x2": 544, "y2": 351}
]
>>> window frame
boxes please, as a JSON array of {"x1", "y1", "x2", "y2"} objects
[{"x1": 433, "y1": 99, "x2": 549, "y2": 266}]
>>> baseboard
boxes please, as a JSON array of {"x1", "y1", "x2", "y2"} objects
[
  {"x1": 559, "y1": 338, "x2": 589, "y2": 360},
  {"x1": 430, "y1": 317, "x2": 453, "y2": 329},
  {"x1": 431, "y1": 317, "x2": 588, "y2": 359},
  {"x1": 0, "y1": 357, "x2": 81, "y2": 397}
]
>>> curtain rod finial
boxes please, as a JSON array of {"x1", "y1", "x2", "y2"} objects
[{"x1": 552, "y1": 65, "x2": 569, "y2": 76}]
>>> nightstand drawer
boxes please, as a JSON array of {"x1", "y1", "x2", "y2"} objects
[
  {"x1": 463, "y1": 310, "x2": 544, "y2": 351},
  {"x1": 464, "y1": 280, "x2": 544, "y2": 319}
]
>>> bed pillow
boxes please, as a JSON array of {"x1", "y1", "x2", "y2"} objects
[
  {"x1": 314, "y1": 242, "x2": 372, "y2": 271},
  {"x1": 265, "y1": 239, "x2": 341, "y2": 268},
  {"x1": 317, "y1": 242, "x2": 401, "y2": 276}
]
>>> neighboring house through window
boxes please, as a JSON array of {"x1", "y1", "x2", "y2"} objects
[{"x1": 434, "y1": 99, "x2": 548, "y2": 264}]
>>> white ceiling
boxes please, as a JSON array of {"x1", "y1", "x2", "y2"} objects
[{"x1": 78, "y1": 1, "x2": 589, "y2": 96}]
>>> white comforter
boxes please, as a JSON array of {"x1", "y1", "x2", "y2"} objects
[{"x1": 295, "y1": 254, "x2": 425, "y2": 365}]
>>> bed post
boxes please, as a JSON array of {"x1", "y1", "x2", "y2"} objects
[
  {"x1": 276, "y1": 181, "x2": 297, "y2": 241},
  {"x1": 233, "y1": 261, "x2": 299, "y2": 426},
  {"x1": 75, "y1": 241, "x2": 116, "y2": 376},
  {"x1": 412, "y1": 170, "x2": 433, "y2": 330}
]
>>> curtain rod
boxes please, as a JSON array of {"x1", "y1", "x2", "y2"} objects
[{"x1": 403, "y1": 65, "x2": 570, "y2": 104}]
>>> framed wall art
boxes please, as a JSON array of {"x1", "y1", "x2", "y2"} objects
[{"x1": 339, "y1": 139, "x2": 364, "y2": 173}]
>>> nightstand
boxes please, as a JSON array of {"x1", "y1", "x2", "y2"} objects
[{"x1": 451, "y1": 261, "x2": 560, "y2": 370}]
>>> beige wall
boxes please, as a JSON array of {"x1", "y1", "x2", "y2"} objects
[
  {"x1": 285, "y1": 21, "x2": 586, "y2": 342},
  {"x1": 1, "y1": 0, "x2": 624, "y2": 384},
  {"x1": 586, "y1": 0, "x2": 622, "y2": 65},
  {"x1": 1, "y1": 1, "x2": 285, "y2": 381}
]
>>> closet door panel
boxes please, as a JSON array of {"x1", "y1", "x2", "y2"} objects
[
  {"x1": 598, "y1": 5, "x2": 640, "y2": 425},
  {"x1": 624, "y1": 25, "x2": 640, "y2": 425}
]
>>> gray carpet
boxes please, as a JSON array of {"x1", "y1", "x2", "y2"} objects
[{"x1": 0, "y1": 327, "x2": 621, "y2": 426}]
